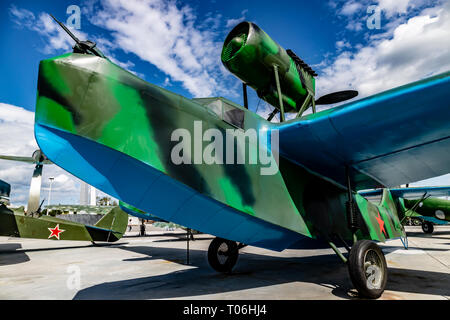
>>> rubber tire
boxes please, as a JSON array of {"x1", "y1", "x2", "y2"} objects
[
  {"x1": 348, "y1": 240, "x2": 388, "y2": 299},
  {"x1": 207, "y1": 238, "x2": 238, "y2": 273},
  {"x1": 422, "y1": 222, "x2": 434, "y2": 234}
]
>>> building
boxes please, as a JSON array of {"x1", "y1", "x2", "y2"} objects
[{"x1": 80, "y1": 181, "x2": 96, "y2": 206}]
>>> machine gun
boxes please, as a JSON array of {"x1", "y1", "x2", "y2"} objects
[{"x1": 50, "y1": 14, "x2": 106, "y2": 58}]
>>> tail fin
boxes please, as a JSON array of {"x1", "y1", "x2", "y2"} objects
[{"x1": 92, "y1": 207, "x2": 128, "y2": 242}]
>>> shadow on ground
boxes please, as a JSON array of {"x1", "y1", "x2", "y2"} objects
[
  {"x1": 406, "y1": 230, "x2": 450, "y2": 239},
  {"x1": 0, "y1": 243, "x2": 30, "y2": 265},
  {"x1": 73, "y1": 244, "x2": 450, "y2": 300}
]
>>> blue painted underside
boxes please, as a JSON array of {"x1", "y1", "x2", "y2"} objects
[
  {"x1": 279, "y1": 72, "x2": 450, "y2": 190},
  {"x1": 418, "y1": 216, "x2": 449, "y2": 225},
  {"x1": 360, "y1": 186, "x2": 450, "y2": 199},
  {"x1": 119, "y1": 203, "x2": 167, "y2": 222},
  {"x1": 35, "y1": 124, "x2": 310, "y2": 251}
]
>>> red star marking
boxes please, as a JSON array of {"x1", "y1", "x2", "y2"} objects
[
  {"x1": 48, "y1": 224, "x2": 65, "y2": 240},
  {"x1": 375, "y1": 211, "x2": 387, "y2": 236}
]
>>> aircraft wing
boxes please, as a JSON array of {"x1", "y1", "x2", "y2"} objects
[
  {"x1": 418, "y1": 215, "x2": 449, "y2": 225},
  {"x1": 0, "y1": 155, "x2": 35, "y2": 163},
  {"x1": 278, "y1": 72, "x2": 450, "y2": 190},
  {"x1": 359, "y1": 186, "x2": 450, "y2": 200},
  {"x1": 0, "y1": 155, "x2": 52, "y2": 164}
]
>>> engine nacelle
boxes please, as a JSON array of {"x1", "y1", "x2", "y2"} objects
[{"x1": 221, "y1": 22, "x2": 316, "y2": 113}]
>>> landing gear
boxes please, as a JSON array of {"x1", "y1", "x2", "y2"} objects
[
  {"x1": 422, "y1": 221, "x2": 434, "y2": 234},
  {"x1": 207, "y1": 237, "x2": 239, "y2": 273},
  {"x1": 348, "y1": 240, "x2": 387, "y2": 299}
]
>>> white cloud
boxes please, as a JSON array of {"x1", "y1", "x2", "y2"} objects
[
  {"x1": 336, "y1": 40, "x2": 352, "y2": 51},
  {"x1": 9, "y1": 5, "x2": 89, "y2": 54},
  {"x1": 410, "y1": 174, "x2": 450, "y2": 188},
  {"x1": 335, "y1": 0, "x2": 430, "y2": 18},
  {"x1": 317, "y1": 2, "x2": 450, "y2": 101},
  {"x1": 331, "y1": 0, "x2": 440, "y2": 34},
  {"x1": 85, "y1": 0, "x2": 236, "y2": 98},
  {"x1": 225, "y1": 9, "x2": 248, "y2": 28},
  {"x1": 0, "y1": 103, "x2": 82, "y2": 207},
  {"x1": 8, "y1": 4, "x2": 140, "y2": 76},
  {"x1": 346, "y1": 21, "x2": 364, "y2": 31},
  {"x1": 9, "y1": 5, "x2": 35, "y2": 28},
  {"x1": 378, "y1": 0, "x2": 414, "y2": 17},
  {"x1": 9, "y1": 1, "x2": 241, "y2": 99},
  {"x1": 340, "y1": 1, "x2": 363, "y2": 16}
]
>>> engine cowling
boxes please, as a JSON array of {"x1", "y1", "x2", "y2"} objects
[{"x1": 221, "y1": 22, "x2": 316, "y2": 113}]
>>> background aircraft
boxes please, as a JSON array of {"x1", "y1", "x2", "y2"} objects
[
  {"x1": 0, "y1": 178, "x2": 10, "y2": 204},
  {"x1": 0, "y1": 154, "x2": 129, "y2": 243},
  {"x1": 361, "y1": 186, "x2": 450, "y2": 234},
  {"x1": 0, "y1": 178, "x2": 128, "y2": 242},
  {"x1": 31, "y1": 17, "x2": 450, "y2": 298}
]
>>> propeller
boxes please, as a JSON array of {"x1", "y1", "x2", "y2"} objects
[
  {"x1": 0, "y1": 149, "x2": 52, "y2": 164},
  {"x1": 0, "y1": 149, "x2": 52, "y2": 216},
  {"x1": 315, "y1": 90, "x2": 359, "y2": 105}
]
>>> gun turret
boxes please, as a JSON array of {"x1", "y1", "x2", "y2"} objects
[{"x1": 50, "y1": 14, "x2": 106, "y2": 58}]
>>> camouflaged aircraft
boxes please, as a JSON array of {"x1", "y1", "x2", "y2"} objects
[
  {"x1": 0, "y1": 201, "x2": 128, "y2": 243},
  {"x1": 0, "y1": 155, "x2": 128, "y2": 243},
  {"x1": 31, "y1": 17, "x2": 450, "y2": 298},
  {"x1": 361, "y1": 186, "x2": 450, "y2": 235}
]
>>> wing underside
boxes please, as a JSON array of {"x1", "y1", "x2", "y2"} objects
[
  {"x1": 278, "y1": 72, "x2": 450, "y2": 190},
  {"x1": 360, "y1": 186, "x2": 450, "y2": 200}
]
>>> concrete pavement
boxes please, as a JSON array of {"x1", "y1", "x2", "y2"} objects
[{"x1": 0, "y1": 226, "x2": 449, "y2": 300}]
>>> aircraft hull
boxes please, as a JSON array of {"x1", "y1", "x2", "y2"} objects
[{"x1": 34, "y1": 53, "x2": 404, "y2": 250}]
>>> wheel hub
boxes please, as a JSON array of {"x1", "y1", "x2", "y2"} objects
[
  {"x1": 217, "y1": 243, "x2": 229, "y2": 264},
  {"x1": 364, "y1": 250, "x2": 383, "y2": 289}
]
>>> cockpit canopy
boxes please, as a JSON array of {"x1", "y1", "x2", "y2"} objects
[{"x1": 193, "y1": 97, "x2": 245, "y2": 129}]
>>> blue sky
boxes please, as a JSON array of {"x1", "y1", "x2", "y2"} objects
[
  {"x1": 0, "y1": 0, "x2": 449, "y2": 205},
  {"x1": 0, "y1": 0, "x2": 340, "y2": 110},
  {"x1": 1, "y1": 0, "x2": 446, "y2": 111}
]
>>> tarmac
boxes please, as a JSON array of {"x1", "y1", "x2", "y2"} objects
[{"x1": 0, "y1": 225, "x2": 449, "y2": 300}]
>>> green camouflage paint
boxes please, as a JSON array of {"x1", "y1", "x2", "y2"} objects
[
  {"x1": 221, "y1": 22, "x2": 315, "y2": 113},
  {"x1": 35, "y1": 54, "x2": 312, "y2": 238},
  {"x1": 355, "y1": 190, "x2": 405, "y2": 241},
  {"x1": 0, "y1": 203, "x2": 128, "y2": 242},
  {"x1": 35, "y1": 53, "x2": 405, "y2": 245},
  {"x1": 403, "y1": 197, "x2": 450, "y2": 222}
]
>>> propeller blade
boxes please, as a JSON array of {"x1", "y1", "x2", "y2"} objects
[
  {"x1": 315, "y1": 90, "x2": 358, "y2": 105},
  {"x1": 27, "y1": 164, "x2": 43, "y2": 216},
  {"x1": 0, "y1": 150, "x2": 52, "y2": 164},
  {"x1": 0, "y1": 155, "x2": 35, "y2": 163}
]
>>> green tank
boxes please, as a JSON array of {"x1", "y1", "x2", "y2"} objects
[{"x1": 221, "y1": 22, "x2": 316, "y2": 113}]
